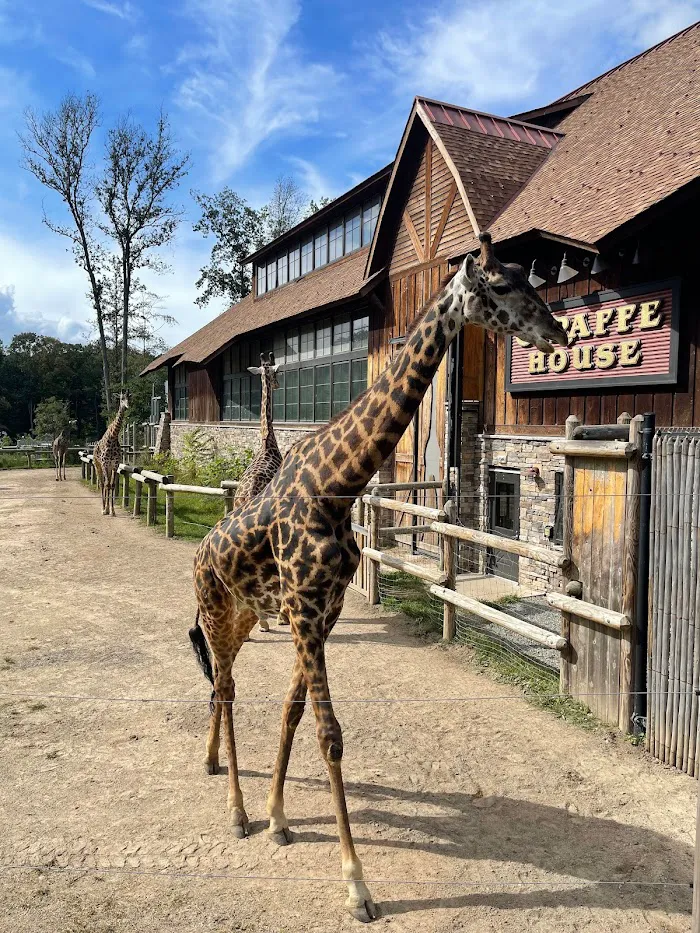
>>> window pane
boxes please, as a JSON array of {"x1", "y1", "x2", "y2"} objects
[
  {"x1": 230, "y1": 378, "x2": 241, "y2": 421},
  {"x1": 250, "y1": 374, "x2": 261, "y2": 419},
  {"x1": 286, "y1": 328, "x2": 299, "y2": 362},
  {"x1": 300, "y1": 367, "x2": 314, "y2": 421},
  {"x1": 301, "y1": 238, "x2": 313, "y2": 275},
  {"x1": 300, "y1": 323, "x2": 314, "y2": 361},
  {"x1": 248, "y1": 337, "x2": 260, "y2": 369},
  {"x1": 285, "y1": 369, "x2": 299, "y2": 422},
  {"x1": 257, "y1": 265, "x2": 266, "y2": 295},
  {"x1": 277, "y1": 253, "x2": 288, "y2": 287},
  {"x1": 266, "y1": 260, "x2": 276, "y2": 291},
  {"x1": 351, "y1": 358, "x2": 367, "y2": 399},
  {"x1": 314, "y1": 228, "x2": 328, "y2": 268},
  {"x1": 332, "y1": 361, "x2": 350, "y2": 416},
  {"x1": 329, "y1": 220, "x2": 344, "y2": 261},
  {"x1": 333, "y1": 316, "x2": 351, "y2": 354},
  {"x1": 362, "y1": 196, "x2": 380, "y2": 247},
  {"x1": 240, "y1": 375, "x2": 251, "y2": 420},
  {"x1": 260, "y1": 332, "x2": 274, "y2": 362},
  {"x1": 273, "y1": 331, "x2": 286, "y2": 365},
  {"x1": 314, "y1": 364, "x2": 330, "y2": 421},
  {"x1": 316, "y1": 319, "x2": 331, "y2": 357},
  {"x1": 345, "y1": 210, "x2": 361, "y2": 252},
  {"x1": 289, "y1": 246, "x2": 300, "y2": 280},
  {"x1": 352, "y1": 315, "x2": 369, "y2": 350},
  {"x1": 273, "y1": 372, "x2": 285, "y2": 421}
]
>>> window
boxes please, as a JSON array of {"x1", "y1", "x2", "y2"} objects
[
  {"x1": 173, "y1": 365, "x2": 188, "y2": 420},
  {"x1": 289, "y1": 245, "x2": 300, "y2": 280},
  {"x1": 554, "y1": 472, "x2": 564, "y2": 546},
  {"x1": 345, "y1": 209, "x2": 361, "y2": 252},
  {"x1": 257, "y1": 265, "x2": 266, "y2": 296},
  {"x1": 266, "y1": 260, "x2": 276, "y2": 292},
  {"x1": 219, "y1": 310, "x2": 369, "y2": 423},
  {"x1": 362, "y1": 196, "x2": 380, "y2": 247},
  {"x1": 301, "y1": 238, "x2": 313, "y2": 275},
  {"x1": 314, "y1": 229, "x2": 328, "y2": 269},
  {"x1": 277, "y1": 253, "x2": 288, "y2": 287},
  {"x1": 329, "y1": 220, "x2": 344, "y2": 261}
]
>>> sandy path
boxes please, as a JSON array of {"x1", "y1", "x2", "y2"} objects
[{"x1": 0, "y1": 468, "x2": 695, "y2": 932}]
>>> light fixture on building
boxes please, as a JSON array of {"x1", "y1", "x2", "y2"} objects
[
  {"x1": 528, "y1": 260, "x2": 546, "y2": 289},
  {"x1": 591, "y1": 253, "x2": 608, "y2": 275},
  {"x1": 557, "y1": 252, "x2": 578, "y2": 284},
  {"x1": 632, "y1": 241, "x2": 641, "y2": 265}
]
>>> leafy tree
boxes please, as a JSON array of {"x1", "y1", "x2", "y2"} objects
[
  {"x1": 307, "y1": 195, "x2": 332, "y2": 215},
  {"x1": 33, "y1": 397, "x2": 70, "y2": 440},
  {"x1": 192, "y1": 188, "x2": 265, "y2": 307},
  {"x1": 263, "y1": 175, "x2": 306, "y2": 241},
  {"x1": 97, "y1": 113, "x2": 189, "y2": 387}
]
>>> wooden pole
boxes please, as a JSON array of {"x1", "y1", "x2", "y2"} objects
[
  {"x1": 442, "y1": 500, "x2": 456, "y2": 641},
  {"x1": 146, "y1": 479, "x2": 157, "y2": 526},
  {"x1": 619, "y1": 413, "x2": 639, "y2": 733},
  {"x1": 694, "y1": 779, "x2": 700, "y2": 933},
  {"x1": 122, "y1": 472, "x2": 130, "y2": 510},
  {"x1": 165, "y1": 488, "x2": 175, "y2": 538},
  {"x1": 560, "y1": 414, "x2": 580, "y2": 695},
  {"x1": 133, "y1": 475, "x2": 143, "y2": 518},
  {"x1": 688, "y1": 439, "x2": 700, "y2": 775},
  {"x1": 224, "y1": 489, "x2": 234, "y2": 516},
  {"x1": 368, "y1": 488, "x2": 380, "y2": 606}
]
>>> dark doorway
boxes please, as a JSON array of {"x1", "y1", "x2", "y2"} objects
[{"x1": 487, "y1": 469, "x2": 520, "y2": 582}]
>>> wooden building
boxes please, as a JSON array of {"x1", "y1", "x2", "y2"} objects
[{"x1": 143, "y1": 23, "x2": 700, "y2": 587}]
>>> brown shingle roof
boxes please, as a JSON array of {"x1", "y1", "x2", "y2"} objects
[
  {"x1": 141, "y1": 248, "x2": 370, "y2": 375},
  {"x1": 489, "y1": 22, "x2": 700, "y2": 247}
]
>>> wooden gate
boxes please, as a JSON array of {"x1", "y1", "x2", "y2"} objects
[
  {"x1": 554, "y1": 413, "x2": 642, "y2": 731},
  {"x1": 647, "y1": 428, "x2": 700, "y2": 774}
]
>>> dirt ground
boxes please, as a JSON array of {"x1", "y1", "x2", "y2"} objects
[{"x1": 0, "y1": 468, "x2": 696, "y2": 933}]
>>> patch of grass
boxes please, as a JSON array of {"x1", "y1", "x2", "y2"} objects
[
  {"x1": 28, "y1": 702, "x2": 47, "y2": 712},
  {"x1": 378, "y1": 570, "x2": 603, "y2": 733},
  {"x1": 3, "y1": 656, "x2": 16, "y2": 665},
  {"x1": 46, "y1": 750, "x2": 59, "y2": 760}
]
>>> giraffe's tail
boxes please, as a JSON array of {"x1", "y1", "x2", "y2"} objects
[{"x1": 188, "y1": 610, "x2": 214, "y2": 686}]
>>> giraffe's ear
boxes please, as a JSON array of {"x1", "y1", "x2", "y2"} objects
[
  {"x1": 247, "y1": 366, "x2": 263, "y2": 375},
  {"x1": 271, "y1": 364, "x2": 281, "y2": 373},
  {"x1": 463, "y1": 253, "x2": 477, "y2": 282}
]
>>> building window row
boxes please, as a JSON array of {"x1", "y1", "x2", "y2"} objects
[
  {"x1": 221, "y1": 312, "x2": 369, "y2": 423},
  {"x1": 173, "y1": 365, "x2": 188, "y2": 421},
  {"x1": 255, "y1": 196, "x2": 381, "y2": 297}
]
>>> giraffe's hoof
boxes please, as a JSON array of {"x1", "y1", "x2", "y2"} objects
[
  {"x1": 270, "y1": 827, "x2": 293, "y2": 846},
  {"x1": 348, "y1": 900, "x2": 379, "y2": 923},
  {"x1": 204, "y1": 759, "x2": 220, "y2": 775},
  {"x1": 230, "y1": 815, "x2": 250, "y2": 839}
]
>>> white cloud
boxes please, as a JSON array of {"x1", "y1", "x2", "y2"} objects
[
  {"x1": 82, "y1": 0, "x2": 137, "y2": 20},
  {"x1": 366, "y1": 0, "x2": 700, "y2": 111},
  {"x1": 287, "y1": 157, "x2": 335, "y2": 203},
  {"x1": 125, "y1": 33, "x2": 148, "y2": 57},
  {"x1": 55, "y1": 46, "x2": 96, "y2": 79},
  {"x1": 174, "y1": 0, "x2": 340, "y2": 179}
]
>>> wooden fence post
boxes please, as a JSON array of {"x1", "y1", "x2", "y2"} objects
[
  {"x1": 165, "y1": 488, "x2": 175, "y2": 538},
  {"x1": 133, "y1": 476, "x2": 142, "y2": 518},
  {"x1": 560, "y1": 414, "x2": 580, "y2": 695},
  {"x1": 122, "y1": 472, "x2": 130, "y2": 510},
  {"x1": 224, "y1": 489, "x2": 234, "y2": 516},
  {"x1": 368, "y1": 487, "x2": 380, "y2": 605},
  {"x1": 442, "y1": 500, "x2": 457, "y2": 641},
  {"x1": 619, "y1": 413, "x2": 639, "y2": 732},
  {"x1": 146, "y1": 479, "x2": 157, "y2": 526},
  {"x1": 694, "y1": 785, "x2": 700, "y2": 933}
]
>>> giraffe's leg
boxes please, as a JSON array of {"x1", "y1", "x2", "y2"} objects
[
  {"x1": 266, "y1": 657, "x2": 307, "y2": 844},
  {"x1": 54, "y1": 453, "x2": 59, "y2": 481},
  {"x1": 285, "y1": 599, "x2": 377, "y2": 922},
  {"x1": 205, "y1": 660, "x2": 222, "y2": 774},
  {"x1": 62, "y1": 452, "x2": 67, "y2": 480}
]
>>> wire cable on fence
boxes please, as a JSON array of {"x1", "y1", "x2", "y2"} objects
[{"x1": 0, "y1": 863, "x2": 690, "y2": 889}]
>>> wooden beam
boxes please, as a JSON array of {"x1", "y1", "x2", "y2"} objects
[
  {"x1": 363, "y1": 547, "x2": 448, "y2": 585},
  {"x1": 430, "y1": 585, "x2": 568, "y2": 651},
  {"x1": 549, "y1": 440, "x2": 635, "y2": 459},
  {"x1": 166, "y1": 483, "x2": 225, "y2": 496},
  {"x1": 424, "y1": 137, "x2": 432, "y2": 257},
  {"x1": 363, "y1": 495, "x2": 445, "y2": 521},
  {"x1": 546, "y1": 592, "x2": 630, "y2": 630},
  {"x1": 403, "y1": 210, "x2": 424, "y2": 262},
  {"x1": 430, "y1": 521, "x2": 568, "y2": 569},
  {"x1": 430, "y1": 181, "x2": 457, "y2": 259}
]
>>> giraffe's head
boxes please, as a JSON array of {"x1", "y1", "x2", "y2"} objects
[
  {"x1": 455, "y1": 233, "x2": 568, "y2": 353},
  {"x1": 248, "y1": 352, "x2": 280, "y2": 390},
  {"x1": 119, "y1": 389, "x2": 131, "y2": 410}
]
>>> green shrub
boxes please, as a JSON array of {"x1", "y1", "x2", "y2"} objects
[{"x1": 146, "y1": 433, "x2": 254, "y2": 487}]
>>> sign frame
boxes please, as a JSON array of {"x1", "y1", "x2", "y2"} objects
[{"x1": 505, "y1": 277, "x2": 682, "y2": 394}]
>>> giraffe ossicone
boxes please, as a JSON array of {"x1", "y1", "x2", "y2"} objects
[{"x1": 189, "y1": 233, "x2": 567, "y2": 922}]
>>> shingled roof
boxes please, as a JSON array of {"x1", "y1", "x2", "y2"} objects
[
  {"x1": 141, "y1": 248, "x2": 371, "y2": 375},
  {"x1": 488, "y1": 22, "x2": 700, "y2": 248}
]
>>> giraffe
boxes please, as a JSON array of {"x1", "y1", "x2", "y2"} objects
[
  {"x1": 233, "y1": 352, "x2": 283, "y2": 635},
  {"x1": 188, "y1": 234, "x2": 568, "y2": 922},
  {"x1": 93, "y1": 390, "x2": 130, "y2": 516},
  {"x1": 52, "y1": 419, "x2": 75, "y2": 482}
]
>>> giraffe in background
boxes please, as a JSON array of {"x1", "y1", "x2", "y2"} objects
[
  {"x1": 188, "y1": 235, "x2": 568, "y2": 922},
  {"x1": 52, "y1": 419, "x2": 76, "y2": 481},
  {"x1": 93, "y1": 390, "x2": 130, "y2": 516}
]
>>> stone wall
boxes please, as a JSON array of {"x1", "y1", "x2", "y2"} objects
[{"x1": 460, "y1": 403, "x2": 566, "y2": 591}]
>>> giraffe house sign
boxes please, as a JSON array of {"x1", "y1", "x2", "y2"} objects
[{"x1": 505, "y1": 279, "x2": 681, "y2": 392}]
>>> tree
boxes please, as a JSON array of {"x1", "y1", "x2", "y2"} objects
[
  {"x1": 97, "y1": 112, "x2": 189, "y2": 388},
  {"x1": 307, "y1": 196, "x2": 333, "y2": 215},
  {"x1": 263, "y1": 175, "x2": 306, "y2": 241},
  {"x1": 192, "y1": 188, "x2": 265, "y2": 308},
  {"x1": 33, "y1": 397, "x2": 70, "y2": 440},
  {"x1": 19, "y1": 94, "x2": 113, "y2": 413}
]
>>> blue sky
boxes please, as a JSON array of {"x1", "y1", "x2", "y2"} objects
[{"x1": 1, "y1": 0, "x2": 699, "y2": 349}]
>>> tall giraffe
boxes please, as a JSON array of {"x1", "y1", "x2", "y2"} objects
[
  {"x1": 189, "y1": 234, "x2": 568, "y2": 922},
  {"x1": 232, "y1": 352, "x2": 283, "y2": 634},
  {"x1": 52, "y1": 419, "x2": 75, "y2": 482},
  {"x1": 93, "y1": 390, "x2": 130, "y2": 516}
]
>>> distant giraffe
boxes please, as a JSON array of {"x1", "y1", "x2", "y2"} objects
[
  {"x1": 93, "y1": 391, "x2": 130, "y2": 516},
  {"x1": 187, "y1": 234, "x2": 568, "y2": 922},
  {"x1": 52, "y1": 419, "x2": 76, "y2": 481},
  {"x1": 232, "y1": 352, "x2": 284, "y2": 634}
]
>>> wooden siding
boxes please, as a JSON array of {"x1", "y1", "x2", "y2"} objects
[{"x1": 188, "y1": 361, "x2": 220, "y2": 423}]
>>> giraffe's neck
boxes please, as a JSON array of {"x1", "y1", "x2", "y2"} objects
[
  {"x1": 107, "y1": 404, "x2": 127, "y2": 439},
  {"x1": 260, "y1": 374, "x2": 275, "y2": 443},
  {"x1": 311, "y1": 269, "x2": 471, "y2": 503}
]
